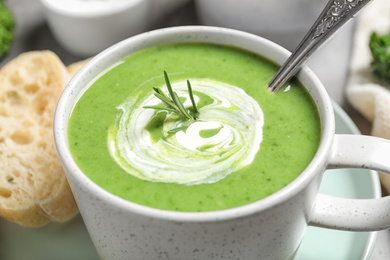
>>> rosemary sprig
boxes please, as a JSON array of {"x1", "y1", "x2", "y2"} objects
[{"x1": 144, "y1": 71, "x2": 199, "y2": 121}]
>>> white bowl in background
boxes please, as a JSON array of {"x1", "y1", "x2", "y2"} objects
[
  {"x1": 193, "y1": 0, "x2": 356, "y2": 102},
  {"x1": 40, "y1": 0, "x2": 152, "y2": 57},
  {"x1": 194, "y1": 0, "x2": 327, "y2": 50}
]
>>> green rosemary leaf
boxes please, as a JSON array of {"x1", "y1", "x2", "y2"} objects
[
  {"x1": 187, "y1": 80, "x2": 199, "y2": 118},
  {"x1": 154, "y1": 86, "x2": 171, "y2": 103},
  {"x1": 172, "y1": 92, "x2": 193, "y2": 120},
  {"x1": 143, "y1": 106, "x2": 179, "y2": 115},
  {"x1": 167, "y1": 126, "x2": 187, "y2": 135},
  {"x1": 154, "y1": 93, "x2": 176, "y2": 109},
  {"x1": 164, "y1": 70, "x2": 175, "y2": 100}
]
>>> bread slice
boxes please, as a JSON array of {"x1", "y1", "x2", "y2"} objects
[
  {"x1": 67, "y1": 58, "x2": 90, "y2": 77},
  {"x1": 0, "y1": 51, "x2": 79, "y2": 227}
]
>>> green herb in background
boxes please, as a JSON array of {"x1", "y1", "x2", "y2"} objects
[
  {"x1": 369, "y1": 31, "x2": 390, "y2": 82},
  {"x1": 0, "y1": 0, "x2": 15, "y2": 59}
]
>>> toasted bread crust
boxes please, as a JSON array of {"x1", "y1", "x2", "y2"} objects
[
  {"x1": 0, "y1": 51, "x2": 81, "y2": 227},
  {"x1": 67, "y1": 58, "x2": 90, "y2": 77}
]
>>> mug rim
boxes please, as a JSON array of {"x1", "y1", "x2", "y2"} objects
[{"x1": 54, "y1": 25, "x2": 334, "y2": 223}]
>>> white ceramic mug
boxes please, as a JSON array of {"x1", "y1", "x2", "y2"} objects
[{"x1": 54, "y1": 26, "x2": 390, "y2": 260}]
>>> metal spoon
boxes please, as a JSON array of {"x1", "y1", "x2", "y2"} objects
[{"x1": 268, "y1": 0, "x2": 374, "y2": 92}]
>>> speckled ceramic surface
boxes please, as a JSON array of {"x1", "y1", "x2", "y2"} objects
[
  {"x1": 54, "y1": 26, "x2": 390, "y2": 260},
  {"x1": 0, "y1": 102, "x2": 380, "y2": 260}
]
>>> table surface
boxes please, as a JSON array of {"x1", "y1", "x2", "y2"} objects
[{"x1": 1, "y1": 0, "x2": 389, "y2": 259}]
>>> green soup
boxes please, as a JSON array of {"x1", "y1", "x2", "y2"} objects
[{"x1": 68, "y1": 43, "x2": 321, "y2": 212}]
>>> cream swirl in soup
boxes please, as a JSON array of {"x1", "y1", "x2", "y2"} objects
[{"x1": 108, "y1": 79, "x2": 264, "y2": 185}]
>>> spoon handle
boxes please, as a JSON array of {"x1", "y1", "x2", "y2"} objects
[{"x1": 268, "y1": 0, "x2": 374, "y2": 92}]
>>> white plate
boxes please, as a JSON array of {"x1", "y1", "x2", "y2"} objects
[{"x1": 0, "y1": 103, "x2": 380, "y2": 260}]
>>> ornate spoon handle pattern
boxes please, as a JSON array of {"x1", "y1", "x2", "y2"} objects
[{"x1": 268, "y1": 0, "x2": 373, "y2": 93}]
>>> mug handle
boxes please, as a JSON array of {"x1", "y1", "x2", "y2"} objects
[{"x1": 309, "y1": 134, "x2": 390, "y2": 231}]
